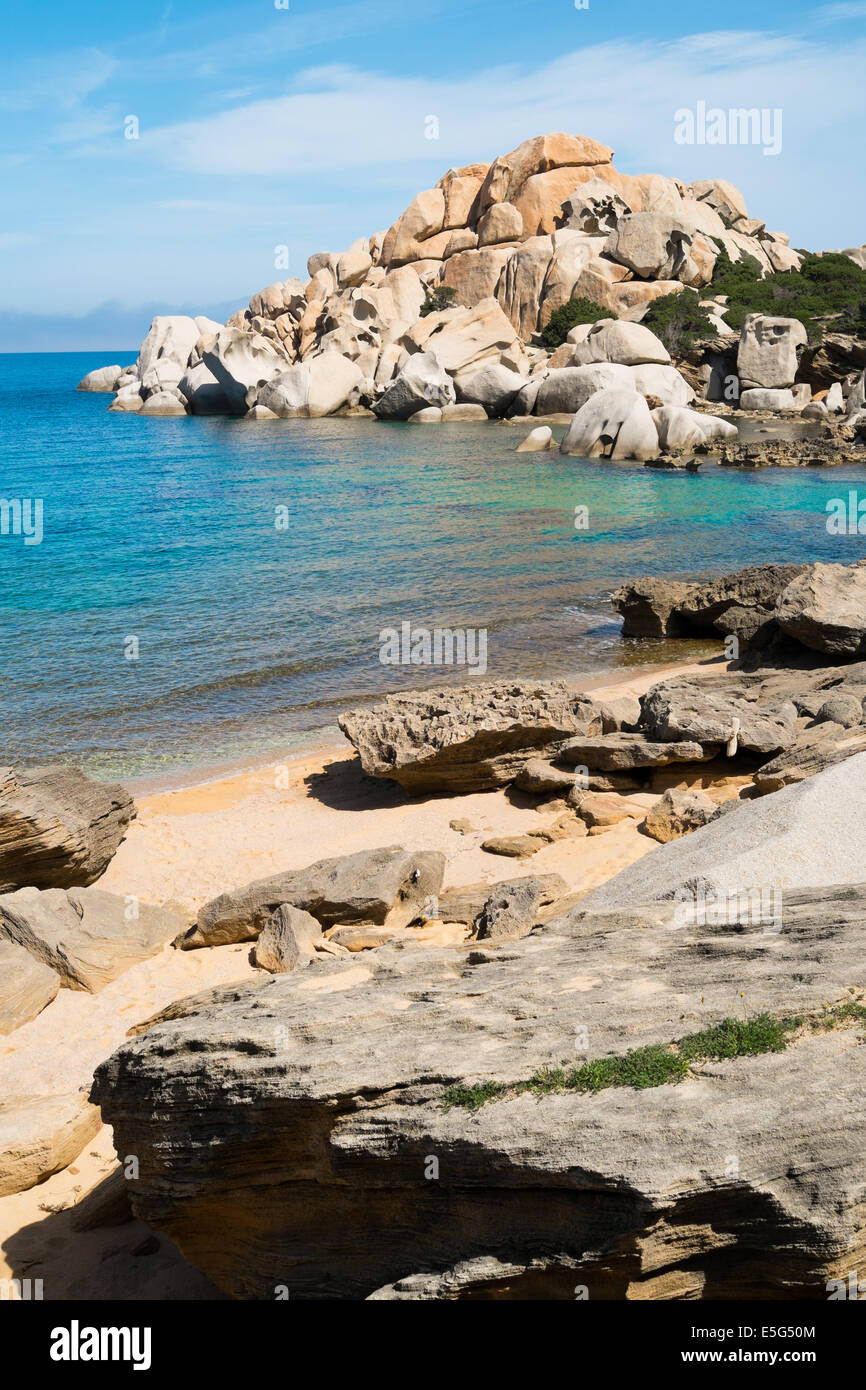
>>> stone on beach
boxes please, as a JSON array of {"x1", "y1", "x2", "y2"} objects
[
  {"x1": 641, "y1": 787, "x2": 715, "y2": 843},
  {"x1": 185, "y1": 845, "x2": 446, "y2": 949},
  {"x1": 338, "y1": 682, "x2": 602, "y2": 792},
  {"x1": 0, "y1": 886, "x2": 185, "y2": 992},
  {"x1": 0, "y1": 1092, "x2": 101, "y2": 1199},
  {"x1": 253, "y1": 903, "x2": 323, "y2": 973},
  {"x1": 0, "y1": 764, "x2": 135, "y2": 893},
  {"x1": 0, "y1": 938, "x2": 59, "y2": 1034}
]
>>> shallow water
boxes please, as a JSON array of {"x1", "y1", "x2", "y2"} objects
[{"x1": 1, "y1": 352, "x2": 864, "y2": 780}]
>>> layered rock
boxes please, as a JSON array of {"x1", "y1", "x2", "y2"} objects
[
  {"x1": 0, "y1": 886, "x2": 184, "y2": 992},
  {"x1": 0, "y1": 764, "x2": 135, "y2": 893},
  {"x1": 93, "y1": 874, "x2": 866, "y2": 1299},
  {"x1": 183, "y1": 845, "x2": 446, "y2": 949},
  {"x1": 338, "y1": 682, "x2": 602, "y2": 793}
]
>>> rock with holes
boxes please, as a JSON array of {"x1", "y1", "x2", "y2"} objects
[
  {"x1": 338, "y1": 682, "x2": 602, "y2": 793},
  {"x1": 560, "y1": 389, "x2": 660, "y2": 461}
]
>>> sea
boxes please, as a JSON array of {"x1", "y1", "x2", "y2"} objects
[{"x1": 2, "y1": 351, "x2": 864, "y2": 784}]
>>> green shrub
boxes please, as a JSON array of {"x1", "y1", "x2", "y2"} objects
[
  {"x1": 709, "y1": 246, "x2": 866, "y2": 340},
  {"x1": 541, "y1": 296, "x2": 611, "y2": 349},
  {"x1": 642, "y1": 288, "x2": 716, "y2": 354},
  {"x1": 420, "y1": 285, "x2": 458, "y2": 317}
]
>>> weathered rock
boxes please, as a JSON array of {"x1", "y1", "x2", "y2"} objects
[
  {"x1": 0, "y1": 938, "x2": 59, "y2": 1034},
  {"x1": 373, "y1": 350, "x2": 456, "y2": 420},
  {"x1": 135, "y1": 316, "x2": 203, "y2": 395},
  {"x1": 737, "y1": 314, "x2": 808, "y2": 389},
  {"x1": 815, "y1": 692, "x2": 863, "y2": 728},
  {"x1": 558, "y1": 177, "x2": 631, "y2": 234},
  {"x1": 586, "y1": 751, "x2": 866, "y2": 909},
  {"x1": 572, "y1": 791, "x2": 643, "y2": 827},
  {"x1": 93, "y1": 874, "x2": 866, "y2": 1300},
  {"x1": 201, "y1": 328, "x2": 287, "y2": 414},
  {"x1": 186, "y1": 846, "x2": 446, "y2": 949},
  {"x1": 514, "y1": 759, "x2": 579, "y2": 795},
  {"x1": 536, "y1": 363, "x2": 632, "y2": 415},
  {"x1": 641, "y1": 788, "x2": 715, "y2": 843},
  {"x1": 560, "y1": 389, "x2": 659, "y2": 461},
  {"x1": 77, "y1": 365, "x2": 124, "y2": 392},
  {"x1": 253, "y1": 904, "x2": 323, "y2": 973},
  {"x1": 0, "y1": 764, "x2": 135, "y2": 893},
  {"x1": 338, "y1": 682, "x2": 602, "y2": 793},
  {"x1": 597, "y1": 696, "x2": 641, "y2": 733},
  {"x1": 256, "y1": 352, "x2": 363, "y2": 417},
  {"x1": 441, "y1": 403, "x2": 487, "y2": 421},
  {"x1": 0, "y1": 887, "x2": 184, "y2": 992},
  {"x1": 775, "y1": 562, "x2": 866, "y2": 656},
  {"x1": 753, "y1": 725, "x2": 866, "y2": 794},
  {"x1": 435, "y1": 874, "x2": 568, "y2": 927},
  {"x1": 612, "y1": 579, "x2": 695, "y2": 637},
  {"x1": 560, "y1": 733, "x2": 711, "y2": 771},
  {"x1": 475, "y1": 878, "x2": 543, "y2": 942},
  {"x1": 138, "y1": 390, "x2": 187, "y2": 417},
  {"x1": 604, "y1": 213, "x2": 694, "y2": 281},
  {"x1": 480, "y1": 835, "x2": 541, "y2": 858},
  {"x1": 677, "y1": 563, "x2": 808, "y2": 643},
  {"x1": 571, "y1": 319, "x2": 670, "y2": 368},
  {"x1": 639, "y1": 675, "x2": 798, "y2": 756},
  {"x1": 739, "y1": 388, "x2": 797, "y2": 411},
  {"x1": 0, "y1": 1092, "x2": 101, "y2": 1199},
  {"x1": 455, "y1": 363, "x2": 526, "y2": 416},
  {"x1": 515, "y1": 425, "x2": 555, "y2": 452},
  {"x1": 177, "y1": 362, "x2": 230, "y2": 415}
]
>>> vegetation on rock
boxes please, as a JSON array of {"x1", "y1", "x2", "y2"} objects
[
  {"x1": 642, "y1": 288, "x2": 716, "y2": 354},
  {"x1": 420, "y1": 285, "x2": 458, "y2": 317},
  {"x1": 540, "y1": 296, "x2": 612, "y2": 349},
  {"x1": 709, "y1": 247, "x2": 866, "y2": 339}
]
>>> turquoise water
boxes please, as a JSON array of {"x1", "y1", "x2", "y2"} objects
[{"x1": 1, "y1": 351, "x2": 865, "y2": 781}]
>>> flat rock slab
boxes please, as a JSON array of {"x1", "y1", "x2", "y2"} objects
[
  {"x1": 0, "y1": 887, "x2": 185, "y2": 992},
  {"x1": 0, "y1": 764, "x2": 135, "y2": 893},
  {"x1": 186, "y1": 846, "x2": 446, "y2": 949},
  {"x1": 0, "y1": 1092, "x2": 101, "y2": 1197},
  {"x1": 0, "y1": 938, "x2": 60, "y2": 1034},
  {"x1": 93, "y1": 882, "x2": 866, "y2": 1299},
  {"x1": 583, "y1": 750, "x2": 866, "y2": 909},
  {"x1": 559, "y1": 733, "x2": 710, "y2": 771},
  {"x1": 338, "y1": 682, "x2": 602, "y2": 792}
]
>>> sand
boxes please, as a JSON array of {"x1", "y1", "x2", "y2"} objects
[{"x1": 0, "y1": 657, "x2": 733, "y2": 1300}]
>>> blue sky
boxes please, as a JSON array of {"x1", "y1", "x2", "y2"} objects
[{"x1": 2, "y1": 0, "x2": 865, "y2": 349}]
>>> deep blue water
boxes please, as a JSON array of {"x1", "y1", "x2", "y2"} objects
[{"x1": 1, "y1": 351, "x2": 865, "y2": 782}]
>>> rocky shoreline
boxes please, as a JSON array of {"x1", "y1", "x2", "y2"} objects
[
  {"x1": 3, "y1": 555, "x2": 866, "y2": 1299},
  {"x1": 77, "y1": 130, "x2": 866, "y2": 467}
]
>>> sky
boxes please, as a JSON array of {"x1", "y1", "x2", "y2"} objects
[{"x1": 1, "y1": 0, "x2": 865, "y2": 350}]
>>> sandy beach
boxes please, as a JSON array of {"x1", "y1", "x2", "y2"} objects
[{"x1": 2, "y1": 655, "x2": 747, "y2": 1300}]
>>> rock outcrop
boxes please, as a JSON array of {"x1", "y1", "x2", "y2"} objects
[
  {"x1": 96, "y1": 132, "x2": 798, "y2": 430},
  {"x1": 0, "y1": 764, "x2": 135, "y2": 893},
  {"x1": 583, "y1": 752, "x2": 866, "y2": 909},
  {"x1": 93, "y1": 874, "x2": 866, "y2": 1299},
  {"x1": 338, "y1": 682, "x2": 602, "y2": 793}
]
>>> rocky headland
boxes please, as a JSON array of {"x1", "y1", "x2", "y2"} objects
[{"x1": 77, "y1": 131, "x2": 866, "y2": 466}]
